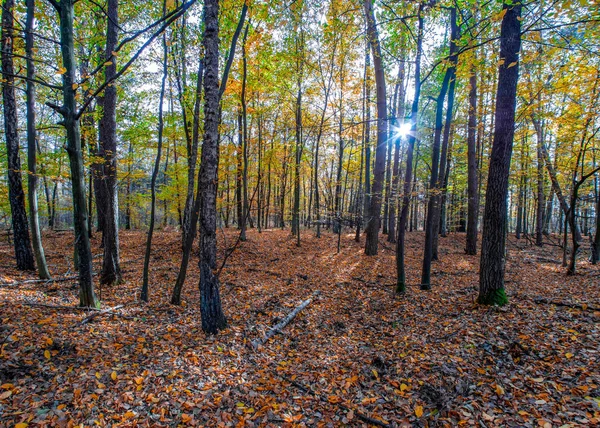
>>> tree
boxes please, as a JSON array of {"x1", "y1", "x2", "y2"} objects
[
  {"x1": 465, "y1": 62, "x2": 479, "y2": 255},
  {"x1": 421, "y1": 7, "x2": 458, "y2": 289},
  {"x1": 198, "y1": 0, "x2": 226, "y2": 334},
  {"x1": 141, "y1": 0, "x2": 169, "y2": 303},
  {"x1": 478, "y1": 2, "x2": 522, "y2": 306},
  {"x1": 97, "y1": 0, "x2": 122, "y2": 286},
  {"x1": 363, "y1": 0, "x2": 387, "y2": 256},
  {"x1": 25, "y1": 0, "x2": 51, "y2": 279},
  {"x1": 2, "y1": 0, "x2": 36, "y2": 272},
  {"x1": 397, "y1": 3, "x2": 424, "y2": 293}
]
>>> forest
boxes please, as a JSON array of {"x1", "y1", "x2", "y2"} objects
[{"x1": 0, "y1": 0, "x2": 599, "y2": 426}]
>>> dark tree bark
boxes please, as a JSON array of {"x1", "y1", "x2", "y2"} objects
[
  {"x1": 2, "y1": 0, "x2": 35, "y2": 271},
  {"x1": 198, "y1": 0, "x2": 226, "y2": 333},
  {"x1": 25, "y1": 0, "x2": 51, "y2": 278},
  {"x1": 465, "y1": 65, "x2": 479, "y2": 255},
  {"x1": 98, "y1": 0, "x2": 121, "y2": 286},
  {"x1": 396, "y1": 4, "x2": 423, "y2": 293},
  {"x1": 49, "y1": 0, "x2": 98, "y2": 307},
  {"x1": 172, "y1": 0, "x2": 245, "y2": 305},
  {"x1": 364, "y1": 0, "x2": 387, "y2": 256},
  {"x1": 478, "y1": 2, "x2": 522, "y2": 306},
  {"x1": 141, "y1": 1, "x2": 168, "y2": 302}
]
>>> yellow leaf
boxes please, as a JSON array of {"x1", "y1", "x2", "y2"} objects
[
  {"x1": 507, "y1": 61, "x2": 518, "y2": 68},
  {"x1": 415, "y1": 405, "x2": 423, "y2": 418},
  {"x1": 181, "y1": 414, "x2": 192, "y2": 423},
  {"x1": 566, "y1": 353, "x2": 574, "y2": 359},
  {"x1": 371, "y1": 369, "x2": 378, "y2": 379},
  {"x1": 495, "y1": 384, "x2": 505, "y2": 395},
  {"x1": 72, "y1": 83, "x2": 79, "y2": 90},
  {"x1": 134, "y1": 376, "x2": 144, "y2": 385},
  {"x1": 123, "y1": 410, "x2": 135, "y2": 419},
  {"x1": 400, "y1": 383, "x2": 409, "y2": 392},
  {"x1": 46, "y1": 338, "x2": 53, "y2": 346},
  {"x1": 44, "y1": 350, "x2": 51, "y2": 360},
  {"x1": 111, "y1": 50, "x2": 118, "y2": 56},
  {"x1": 57, "y1": 67, "x2": 67, "y2": 75},
  {"x1": 95, "y1": 372, "x2": 101, "y2": 379},
  {"x1": 111, "y1": 371, "x2": 117, "y2": 381},
  {"x1": 104, "y1": 61, "x2": 113, "y2": 66},
  {"x1": 15, "y1": 423, "x2": 28, "y2": 428}
]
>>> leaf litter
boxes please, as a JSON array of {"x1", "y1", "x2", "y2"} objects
[{"x1": 0, "y1": 229, "x2": 598, "y2": 427}]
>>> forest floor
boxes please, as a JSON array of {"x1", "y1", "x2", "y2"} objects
[{"x1": 0, "y1": 228, "x2": 599, "y2": 427}]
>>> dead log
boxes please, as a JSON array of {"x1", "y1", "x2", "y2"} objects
[
  {"x1": 252, "y1": 291, "x2": 319, "y2": 349},
  {"x1": 78, "y1": 305, "x2": 125, "y2": 325}
]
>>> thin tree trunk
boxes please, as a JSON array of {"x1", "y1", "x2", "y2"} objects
[
  {"x1": 397, "y1": 4, "x2": 423, "y2": 292},
  {"x1": 388, "y1": 56, "x2": 406, "y2": 243},
  {"x1": 141, "y1": 1, "x2": 168, "y2": 302},
  {"x1": 25, "y1": 0, "x2": 50, "y2": 278},
  {"x1": 533, "y1": 118, "x2": 545, "y2": 246},
  {"x1": 364, "y1": 0, "x2": 387, "y2": 256},
  {"x1": 465, "y1": 64, "x2": 479, "y2": 255},
  {"x1": 422, "y1": 8, "x2": 457, "y2": 288},
  {"x1": 433, "y1": 8, "x2": 459, "y2": 257},
  {"x1": 51, "y1": 0, "x2": 97, "y2": 307},
  {"x1": 478, "y1": 2, "x2": 522, "y2": 306},
  {"x1": 363, "y1": 41, "x2": 371, "y2": 230},
  {"x1": 240, "y1": 24, "x2": 249, "y2": 241}
]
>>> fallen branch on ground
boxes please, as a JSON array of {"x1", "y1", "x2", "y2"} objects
[
  {"x1": 252, "y1": 290, "x2": 320, "y2": 349},
  {"x1": 78, "y1": 305, "x2": 125, "y2": 325},
  {"x1": 533, "y1": 297, "x2": 599, "y2": 311},
  {"x1": 0, "y1": 276, "x2": 77, "y2": 287}
]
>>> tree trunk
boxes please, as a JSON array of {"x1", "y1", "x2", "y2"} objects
[
  {"x1": 465, "y1": 65, "x2": 479, "y2": 255},
  {"x1": 198, "y1": 0, "x2": 227, "y2": 333},
  {"x1": 240, "y1": 24, "x2": 249, "y2": 241},
  {"x1": 2, "y1": 0, "x2": 35, "y2": 271},
  {"x1": 333, "y1": 72, "x2": 344, "y2": 235},
  {"x1": 364, "y1": 0, "x2": 387, "y2": 256},
  {"x1": 422, "y1": 8, "x2": 457, "y2": 288},
  {"x1": 98, "y1": 0, "x2": 121, "y2": 286},
  {"x1": 388, "y1": 56, "x2": 406, "y2": 244},
  {"x1": 478, "y1": 2, "x2": 522, "y2": 306},
  {"x1": 533, "y1": 118, "x2": 545, "y2": 246},
  {"x1": 363, "y1": 44, "x2": 371, "y2": 229},
  {"x1": 141, "y1": 1, "x2": 168, "y2": 302},
  {"x1": 24, "y1": 0, "x2": 51, "y2": 278},
  {"x1": 53, "y1": 0, "x2": 98, "y2": 307},
  {"x1": 397, "y1": 4, "x2": 423, "y2": 292}
]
